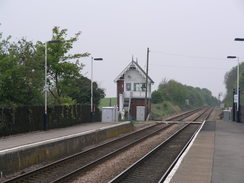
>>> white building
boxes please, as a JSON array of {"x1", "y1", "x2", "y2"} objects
[{"x1": 114, "y1": 60, "x2": 154, "y2": 120}]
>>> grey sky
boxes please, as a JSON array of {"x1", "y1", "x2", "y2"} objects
[{"x1": 1, "y1": 0, "x2": 244, "y2": 98}]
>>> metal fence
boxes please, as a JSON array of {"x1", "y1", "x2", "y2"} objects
[{"x1": 0, "y1": 105, "x2": 101, "y2": 137}]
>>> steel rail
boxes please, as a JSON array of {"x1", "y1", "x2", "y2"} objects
[
  {"x1": 157, "y1": 107, "x2": 214, "y2": 182},
  {"x1": 51, "y1": 108, "x2": 211, "y2": 182},
  {"x1": 205, "y1": 107, "x2": 215, "y2": 120},
  {"x1": 3, "y1": 123, "x2": 171, "y2": 183},
  {"x1": 165, "y1": 107, "x2": 204, "y2": 121},
  {"x1": 192, "y1": 107, "x2": 214, "y2": 122},
  {"x1": 108, "y1": 123, "x2": 199, "y2": 183},
  {"x1": 58, "y1": 107, "x2": 213, "y2": 182},
  {"x1": 50, "y1": 123, "x2": 175, "y2": 183},
  {"x1": 192, "y1": 107, "x2": 210, "y2": 121},
  {"x1": 4, "y1": 107, "x2": 213, "y2": 183},
  {"x1": 158, "y1": 122, "x2": 204, "y2": 182}
]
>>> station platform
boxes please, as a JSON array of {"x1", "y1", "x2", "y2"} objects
[
  {"x1": 0, "y1": 122, "x2": 122, "y2": 152},
  {"x1": 166, "y1": 120, "x2": 244, "y2": 183},
  {"x1": 0, "y1": 121, "x2": 139, "y2": 178}
]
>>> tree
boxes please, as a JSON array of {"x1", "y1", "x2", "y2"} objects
[
  {"x1": 0, "y1": 36, "x2": 43, "y2": 106},
  {"x1": 65, "y1": 76, "x2": 105, "y2": 106},
  {"x1": 152, "y1": 79, "x2": 218, "y2": 108},
  {"x1": 36, "y1": 26, "x2": 90, "y2": 104},
  {"x1": 224, "y1": 63, "x2": 244, "y2": 106},
  {"x1": 0, "y1": 27, "x2": 106, "y2": 107},
  {"x1": 151, "y1": 91, "x2": 163, "y2": 104}
]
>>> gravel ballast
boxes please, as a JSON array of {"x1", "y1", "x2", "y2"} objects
[{"x1": 71, "y1": 123, "x2": 185, "y2": 183}]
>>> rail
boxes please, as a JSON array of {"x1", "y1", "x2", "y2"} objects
[
  {"x1": 3, "y1": 123, "x2": 169, "y2": 183},
  {"x1": 108, "y1": 123, "x2": 200, "y2": 183},
  {"x1": 4, "y1": 106, "x2": 213, "y2": 183}
]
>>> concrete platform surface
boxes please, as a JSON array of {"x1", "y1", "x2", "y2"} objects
[
  {"x1": 0, "y1": 121, "x2": 137, "y2": 177},
  {"x1": 168, "y1": 120, "x2": 244, "y2": 183},
  {"x1": 0, "y1": 122, "x2": 122, "y2": 152},
  {"x1": 212, "y1": 120, "x2": 244, "y2": 183}
]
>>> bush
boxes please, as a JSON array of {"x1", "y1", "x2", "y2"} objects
[{"x1": 151, "y1": 91, "x2": 163, "y2": 104}]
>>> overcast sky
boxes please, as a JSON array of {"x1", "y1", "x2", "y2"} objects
[{"x1": 1, "y1": 0, "x2": 244, "y2": 98}]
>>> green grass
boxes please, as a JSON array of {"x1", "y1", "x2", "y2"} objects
[
  {"x1": 99, "y1": 98, "x2": 182, "y2": 120},
  {"x1": 99, "y1": 97, "x2": 117, "y2": 109},
  {"x1": 151, "y1": 101, "x2": 182, "y2": 120}
]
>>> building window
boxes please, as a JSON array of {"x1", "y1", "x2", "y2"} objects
[
  {"x1": 141, "y1": 83, "x2": 146, "y2": 91},
  {"x1": 126, "y1": 83, "x2": 131, "y2": 91},
  {"x1": 134, "y1": 83, "x2": 146, "y2": 91}
]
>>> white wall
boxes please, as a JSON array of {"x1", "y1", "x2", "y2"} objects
[{"x1": 123, "y1": 69, "x2": 152, "y2": 98}]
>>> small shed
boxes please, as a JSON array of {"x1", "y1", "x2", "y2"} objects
[{"x1": 102, "y1": 107, "x2": 119, "y2": 122}]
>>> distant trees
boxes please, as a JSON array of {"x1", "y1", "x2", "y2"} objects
[
  {"x1": 0, "y1": 27, "x2": 105, "y2": 107},
  {"x1": 151, "y1": 79, "x2": 219, "y2": 108},
  {"x1": 224, "y1": 63, "x2": 244, "y2": 106}
]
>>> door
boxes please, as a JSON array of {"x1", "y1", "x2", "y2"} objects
[{"x1": 136, "y1": 106, "x2": 145, "y2": 121}]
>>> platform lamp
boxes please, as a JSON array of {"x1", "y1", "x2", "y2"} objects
[
  {"x1": 235, "y1": 38, "x2": 244, "y2": 41},
  {"x1": 44, "y1": 40, "x2": 61, "y2": 130},
  {"x1": 90, "y1": 57, "x2": 103, "y2": 122},
  {"x1": 227, "y1": 55, "x2": 240, "y2": 122}
]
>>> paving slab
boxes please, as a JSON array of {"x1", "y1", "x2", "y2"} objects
[
  {"x1": 212, "y1": 120, "x2": 244, "y2": 183},
  {"x1": 0, "y1": 122, "x2": 122, "y2": 151},
  {"x1": 169, "y1": 121, "x2": 215, "y2": 183},
  {"x1": 168, "y1": 120, "x2": 244, "y2": 183}
]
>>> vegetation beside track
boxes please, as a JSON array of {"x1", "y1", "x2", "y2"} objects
[
  {"x1": 99, "y1": 97, "x2": 183, "y2": 120},
  {"x1": 224, "y1": 63, "x2": 244, "y2": 106},
  {"x1": 151, "y1": 79, "x2": 219, "y2": 120},
  {"x1": 151, "y1": 101, "x2": 182, "y2": 120},
  {"x1": 99, "y1": 80, "x2": 219, "y2": 120}
]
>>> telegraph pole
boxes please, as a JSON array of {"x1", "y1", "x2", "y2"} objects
[{"x1": 144, "y1": 48, "x2": 150, "y2": 121}]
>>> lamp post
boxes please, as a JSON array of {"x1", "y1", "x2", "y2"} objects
[
  {"x1": 227, "y1": 56, "x2": 240, "y2": 122},
  {"x1": 90, "y1": 57, "x2": 103, "y2": 122},
  {"x1": 44, "y1": 40, "x2": 61, "y2": 130}
]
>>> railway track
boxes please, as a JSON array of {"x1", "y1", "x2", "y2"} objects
[
  {"x1": 4, "y1": 107, "x2": 213, "y2": 183},
  {"x1": 109, "y1": 123, "x2": 200, "y2": 183},
  {"x1": 192, "y1": 107, "x2": 214, "y2": 122},
  {"x1": 109, "y1": 107, "x2": 213, "y2": 183},
  {"x1": 3, "y1": 123, "x2": 174, "y2": 183},
  {"x1": 164, "y1": 107, "x2": 204, "y2": 121}
]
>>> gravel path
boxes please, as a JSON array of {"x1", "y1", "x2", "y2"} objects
[{"x1": 71, "y1": 123, "x2": 184, "y2": 183}]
